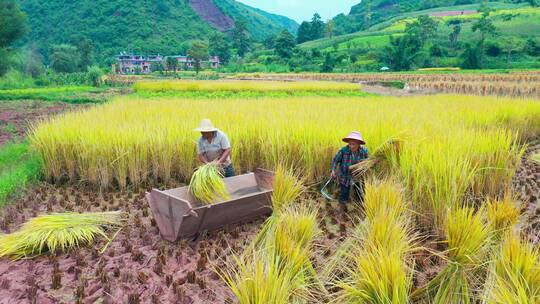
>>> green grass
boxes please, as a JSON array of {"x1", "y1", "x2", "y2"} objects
[
  {"x1": 0, "y1": 142, "x2": 41, "y2": 206},
  {"x1": 532, "y1": 153, "x2": 540, "y2": 164},
  {"x1": 0, "y1": 86, "x2": 108, "y2": 103},
  {"x1": 133, "y1": 90, "x2": 373, "y2": 99}
]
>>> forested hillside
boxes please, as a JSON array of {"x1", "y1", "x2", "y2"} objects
[{"x1": 16, "y1": 0, "x2": 298, "y2": 63}]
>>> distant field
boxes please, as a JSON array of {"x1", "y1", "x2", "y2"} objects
[{"x1": 0, "y1": 86, "x2": 109, "y2": 103}]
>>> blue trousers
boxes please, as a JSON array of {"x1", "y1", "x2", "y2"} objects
[
  {"x1": 223, "y1": 164, "x2": 235, "y2": 177},
  {"x1": 339, "y1": 181, "x2": 364, "y2": 204}
]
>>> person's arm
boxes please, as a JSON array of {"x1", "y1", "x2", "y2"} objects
[
  {"x1": 197, "y1": 139, "x2": 208, "y2": 164},
  {"x1": 217, "y1": 148, "x2": 231, "y2": 164},
  {"x1": 217, "y1": 132, "x2": 232, "y2": 165},
  {"x1": 198, "y1": 153, "x2": 209, "y2": 164},
  {"x1": 331, "y1": 149, "x2": 343, "y2": 177}
]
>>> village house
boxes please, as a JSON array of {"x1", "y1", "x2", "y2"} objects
[{"x1": 115, "y1": 53, "x2": 220, "y2": 74}]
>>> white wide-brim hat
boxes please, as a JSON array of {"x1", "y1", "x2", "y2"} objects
[
  {"x1": 194, "y1": 118, "x2": 218, "y2": 132},
  {"x1": 342, "y1": 131, "x2": 366, "y2": 144}
]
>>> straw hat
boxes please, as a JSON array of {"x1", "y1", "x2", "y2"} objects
[
  {"x1": 342, "y1": 131, "x2": 365, "y2": 144},
  {"x1": 194, "y1": 119, "x2": 218, "y2": 132}
]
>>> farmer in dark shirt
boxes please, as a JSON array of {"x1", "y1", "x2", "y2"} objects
[{"x1": 331, "y1": 131, "x2": 369, "y2": 204}]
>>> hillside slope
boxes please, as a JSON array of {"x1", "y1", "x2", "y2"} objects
[
  {"x1": 332, "y1": 0, "x2": 533, "y2": 35},
  {"x1": 297, "y1": 3, "x2": 540, "y2": 70},
  {"x1": 17, "y1": 0, "x2": 298, "y2": 63}
]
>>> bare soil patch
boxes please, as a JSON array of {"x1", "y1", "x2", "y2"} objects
[
  {"x1": 513, "y1": 137, "x2": 540, "y2": 245},
  {"x1": 0, "y1": 101, "x2": 82, "y2": 145}
]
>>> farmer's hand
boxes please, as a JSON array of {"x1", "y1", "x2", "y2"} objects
[{"x1": 331, "y1": 170, "x2": 336, "y2": 178}]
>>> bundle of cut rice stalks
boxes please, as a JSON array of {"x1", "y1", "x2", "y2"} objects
[
  {"x1": 0, "y1": 211, "x2": 124, "y2": 260},
  {"x1": 351, "y1": 137, "x2": 404, "y2": 177},
  {"x1": 189, "y1": 162, "x2": 230, "y2": 204}
]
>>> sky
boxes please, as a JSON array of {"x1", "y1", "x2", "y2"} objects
[{"x1": 236, "y1": 0, "x2": 359, "y2": 23}]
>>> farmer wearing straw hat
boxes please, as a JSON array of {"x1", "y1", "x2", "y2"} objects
[
  {"x1": 195, "y1": 119, "x2": 235, "y2": 177},
  {"x1": 331, "y1": 131, "x2": 369, "y2": 204}
]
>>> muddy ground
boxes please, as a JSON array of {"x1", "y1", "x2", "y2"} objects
[
  {"x1": 0, "y1": 183, "x2": 361, "y2": 304},
  {"x1": 513, "y1": 137, "x2": 540, "y2": 245},
  {"x1": 0, "y1": 101, "x2": 81, "y2": 145}
]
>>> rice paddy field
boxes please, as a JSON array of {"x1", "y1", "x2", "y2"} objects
[{"x1": 1, "y1": 79, "x2": 540, "y2": 303}]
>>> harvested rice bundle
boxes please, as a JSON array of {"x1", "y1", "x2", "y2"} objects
[
  {"x1": 351, "y1": 137, "x2": 404, "y2": 177},
  {"x1": 189, "y1": 162, "x2": 230, "y2": 204},
  {"x1": 0, "y1": 211, "x2": 124, "y2": 260},
  {"x1": 271, "y1": 164, "x2": 305, "y2": 212}
]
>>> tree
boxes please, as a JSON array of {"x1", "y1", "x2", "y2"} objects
[
  {"x1": 86, "y1": 65, "x2": 103, "y2": 87},
  {"x1": 381, "y1": 35, "x2": 421, "y2": 71},
  {"x1": 364, "y1": 0, "x2": 372, "y2": 29},
  {"x1": 209, "y1": 33, "x2": 231, "y2": 65},
  {"x1": 524, "y1": 38, "x2": 540, "y2": 56},
  {"x1": 460, "y1": 44, "x2": 481, "y2": 69},
  {"x1": 0, "y1": 0, "x2": 27, "y2": 76},
  {"x1": 188, "y1": 40, "x2": 209, "y2": 75},
  {"x1": 321, "y1": 53, "x2": 334, "y2": 73},
  {"x1": 77, "y1": 38, "x2": 94, "y2": 71},
  {"x1": 325, "y1": 19, "x2": 335, "y2": 38},
  {"x1": 150, "y1": 61, "x2": 165, "y2": 74},
  {"x1": 233, "y1": 19, "x2": 250, "y2": 57},
  {"x1": 23, "y1": 46, "x2": 44, "y2": 78},
  {"x1": 502, "y1": 37, "x2": 524, "y2": 67},
  {"x1": 0, "y1": 1, "x2": 27, "y2": 48},
  {"x1": 165, "y1": 56, "x2": 177, "y2": 74},
  {"x1": 297, "y1": 21, "x2": 312, "y2": 44},
  {"x1": 274, "y1": 30, "x2": 296, "y2": 58},
  {"x1": 449, "y1": 21, "x2": 462, "y2": 50},
  {"x1": 310, "y1": 13, "x2": 325, "y2": 40},
  {"x1": 406, "y1": 15, "x2": 438, "y2": 47},
  {"x1": 472, "y1": 3, "x2": 497, "y2": 68},
  {"x1": 50, "y1": 44, "x2": 79, "y2": 73}
]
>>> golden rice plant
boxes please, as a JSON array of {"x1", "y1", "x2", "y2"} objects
[
  {"x1": 486, "y1": 196, "x2": 521, "y2": 239},
  {"x1": 221, "y1": 203, "x2": 320, "y2": 303},
  {"x1": 133, "y1": 80, "x2": 359, "y2": 93},
  {"x1": 331, "y1": 180, "x2": 417, "y2": 303},
  {"x1": 29, "y1": 93, "x2": 540, "y2": 233},
  {"x1": 0, "y1": 211, "x2": 124, "y2": 260},
  {"x1": 483, "y1": 234, "x2": 540, "y2": 303},
  {"x1": 188, "y1": 162, "x2": 229, "y2": 204},
  {"x1": 270, "y1": 164, "x2": 305, "y2": 212},
  {"x1": 414, "y1": 206, "x2": 492, "y2": 303},
  {"x1": 337, "y1": 247, "x2": 413, "y2": 304}
]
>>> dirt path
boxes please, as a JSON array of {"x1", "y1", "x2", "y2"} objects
[
  {"x1": 513, "y1": 137, "x2": 540, "y2": 245},
  {"x1": 360, "y1": 83, "x2": 434, "y2": 97}
]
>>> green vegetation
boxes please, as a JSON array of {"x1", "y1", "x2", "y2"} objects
[
  {"x1": 212, "y1": 0, "x2": 298, "y2": 40},
  {"x1": 0, "y1": 141, "x2": 41, "y2": 206},
  {"x1": 16, "y1": 0, "x2": 297, "y2": 65},
  {"x1": 235, "y1": 2, "x2": 539, "y2": 73},
  {"x1": 0, "y1": 86, "x2": 108, "y2": 103},
  {"x1": 0, "y1": 0, "x2": 27, "y2": 77}
]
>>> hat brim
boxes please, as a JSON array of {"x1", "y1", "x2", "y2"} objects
[
  {"x1": 342, "y1": 137, "x2": 365, "y2": 145},
  {"x1": 194, "y1": 127, "x2": 218, "y2": 132}
]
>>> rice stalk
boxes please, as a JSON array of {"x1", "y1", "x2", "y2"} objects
[
  {"x1": 483, "y1": 234, "x2": 540, "y2": 303},
  {"x1": 414, "y1": 206, "x2": 492, "y2": 303},
  {"x1": 486, "y1": 196, "x2": 521, "y2": 240},
  {"x1": 0, "y1": 211, "x2": 124, "y2": 260},
  {"x1": 271, "y1": 164, "x2": 305, "y2": 212},
  {"x1": 220, "y1": 203, "x2": 320, "y2": 303},
  {"x1": 188, "y1": 162, "x2": 229, "y2": 204}
]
